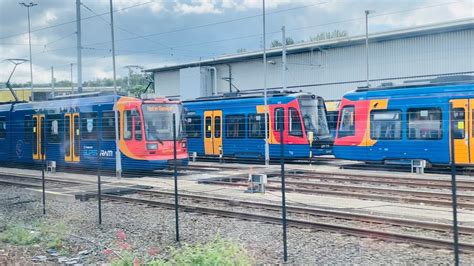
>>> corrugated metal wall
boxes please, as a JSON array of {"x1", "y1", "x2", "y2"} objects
[{"x1": 153, "y1": 28, "x2": 473, "y2": 100}]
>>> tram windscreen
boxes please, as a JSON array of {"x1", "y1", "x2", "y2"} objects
[
  {"x1": 142, "y1": 104, "x2": 183, "y2": 141},
  {"x1": 299, "y1": 97, "x2": 330, "y2": 137}
]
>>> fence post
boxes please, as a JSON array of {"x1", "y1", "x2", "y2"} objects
[
  {"x1": 97, "y1": 131, "x2": 102, "y2": 225},
  {"x1": 449, "y1": 104, "x2": 459, "y2": 266},
  {"x1": 280, "y1": 126, "x2": 288, "y2": 262},
  {"x1": 173, "y1": 114, "x2": 180, "y2": 242},
  {"x1": 42, "y1": 115, "x2": 46, "y2": 215}
]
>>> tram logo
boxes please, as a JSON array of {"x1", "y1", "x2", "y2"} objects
[
  {"x1": 16, "y1": 140, "x2": 24, "y2": 159},
  {"x1": 100, "y1": 150, "x2": 114, "y2": 157}
]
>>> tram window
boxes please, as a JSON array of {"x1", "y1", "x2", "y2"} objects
[
  {"x1": 0, "y1": 117, "x2": 6, "y2": 139},
  {"x1": 274, "y1": 108, "x2": 284, "y2": 131},
  {"x1": 451, "y1": 108, "x2": 465, "y2": 139},
  {"x1": 24, "y1": 115, "x2": 32, "y2": 144},
  {"x1": 327, "y1": 111, "x2": 339, "y2": 132},
  {"x1": 123, "y1": 110, "x2": 132, "y2": 140},
  {"x1": 215, "y1": 116, "x2": 221, "y2": 138},
  {"x1": 81, "y1": 112, "x2": 97, "y2": 140},
  {"x1": 47, "y1": 114, "x2": 62, "y2": 143},
  {"x1": 248, "y1": 114, "x2": 268, "y2": 138},
  {"x1": 370, "y1": 110, "x2": 401, "y2": 140},
  {"x1": 102, "y1": 111, "x2": 120, "y2": 140},
  {"x1": 185, "y1": 115, "x2": 202, "y2": 138},
  {"x1": 226, "y1": 115, "x2": 245, "y2": 138},
  {"x1": 205, "y1": 116, "x2": 212, "y2": 138},
  {"x1": 338, "y1": 106, "x2": 355, "y2": 137},
  {"x1": 407, "y1": 108, "x2": 442, "y2": 140},
  {"x1": 133, "y1": 111, "x2": 143, "y2": 141},
  {"x1": 289, "y1": 108, "x2": 303, "y2": 137}
]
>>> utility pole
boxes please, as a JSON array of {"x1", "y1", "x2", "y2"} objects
[
  {"x1": 281, "y1": 27, "x2": 288, "y2": 262},
  {"x1": 70, "y1": 63, "x2": 74, "y2": 94},
  {"x1": 110, "y1": 0, "x2": 122, "y2": 178},
  {"x1": 282, "y1": 26, "x2": 287, "y2": 92},
  {"x1": 262, "y1": 0, "x2": 269, "y2": 166},
  {"x1": 365, "y1": 10, "x2": 374, "y2": 87},
  {"x1": 76, "y1": 0, "x2": 83, "y2": 93},
  {"x1": 51, "y1": 66, "x2": 55, "y2": 98},
  {"x1": 19, "y1": 2, "x2": 37, "y2": 101}
]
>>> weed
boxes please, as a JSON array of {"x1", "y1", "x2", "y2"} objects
[
  {"x1": 106, "y1": 231, "x2": 253, "y2": 266},
  {"x1": 0, "y1": 221, "x2": 69, "y2": 253},
  {"x1": 0, "y1": 224, "x2": 40, "y2": 245},
  {"x1": 151, "y1": 236, "x2": 252, "y2": 266}
]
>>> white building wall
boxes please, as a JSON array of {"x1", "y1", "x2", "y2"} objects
[
  {"x1": 153, "y1": 71, "x2": 179, "y2": 97},
  {"x1": 153, "y1": 28, "x2": 473, "y2": 99}
]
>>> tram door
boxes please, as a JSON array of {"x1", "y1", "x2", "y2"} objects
[
  {"x1": 203, "y1": 110, "x2": 222, "y2": 155},
  {"x1": 450, "y1": 99, "x2": 473, "y2": 165},
  {"x1": 32, "y1": 114, "x2": 45, "y2": 160},
  {"x1": 64, "y1": 113, "x2": 80, "y2": 162}
]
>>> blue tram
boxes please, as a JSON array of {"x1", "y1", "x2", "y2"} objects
[
  {"x1": 0, "y1": 93, "x2": 188, "y2": 171},
  {"x1": 333, "y1": 77, "x2": 474, "y2": 166},
  {"x1": 183, "y1": 91, "x2": 333, "y2": 160}
]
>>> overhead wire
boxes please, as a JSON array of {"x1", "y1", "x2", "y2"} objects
[{"x1": 0, "y1": 0, "x2": 155, "y2": 40}]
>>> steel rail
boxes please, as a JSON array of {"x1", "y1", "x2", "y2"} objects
[
  {"x1": 136, "y1": 190, "x2": 474, "y2": 235},
  {"x1": 279, "y1": 171, "x2": 474, "y2": 188},
  {"x1": 102, "y1": 194, "x2": 474, "y2": 253},
  {"x1": 3, "y1": 176, "x2": 474, "y2": 251},
  {"x1": 199, "y1": 180, "x2": 474, "y2": 209}
]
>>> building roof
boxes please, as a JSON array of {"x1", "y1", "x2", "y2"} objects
[{"x1": 145, "y1": 18, "x2": 474, "y2": 73}]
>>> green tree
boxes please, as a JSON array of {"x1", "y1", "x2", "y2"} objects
[
  {"x1": 309, "y1": 30, "x2": 348, "y2": 42},
  {"x1": 270, "y1": 37, "x2": 295, "y2": 47}
]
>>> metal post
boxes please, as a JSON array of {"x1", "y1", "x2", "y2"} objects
[
  {"x1": 128, "y1": 69, "x2": 131, "y2": 91},
  {"x1": 19, "y1": 2, "x2": 37, "y2": 101},
  {"x1": 41, "y1": 116, "x2": 46, "y2": 215},
  {"x1": 282, "y1": 26, "x2": 287, "y2": 91},
  {"x1": 51, "y1": 67, "x2": 55, "y2": 98},
  {"x1": 449, "y1": 104, "x2": 460, "y2": 266},
  {"x1": 173, "y1": 114, "x2": 180, "y2": 242},
  {"x1": 109, "y1": 0, "x2": 122, "y2": 178},
  {"x1": 364, "y1": 10, "x2": 373, "y2": 87},
  {"x1": 280, "y1": 126, "x2": 288, "y2": 262},
  {"x1": 76, "y1": 0, "x2": 83, "y2": 94},
  {"x1": 97, "y1": 131, "x2": 102, "y2": 224},
  {"x1": 70, "y1": 63, "x2": 74, "y2": 94},
  {"x1": 262, "y1": 0, "x2": 269, "y2": 166}
]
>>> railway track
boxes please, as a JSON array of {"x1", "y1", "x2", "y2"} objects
[
  {"x1": 279, "y1": 171, "x2": 474, "y2": 190},
  {"x1": 2, "y1": 174, "x2": 474, "y2": 252},
  {"x1": 199, "y1": 178, "x2": 474, "y2": 209},
  {"x1": 102, "y1": 191, "x2": 474, "y2": 253},
  {"x1": 134, "y1": 190, "x2": 474, "y2": 234},
  {"x1": 0, "y1": 172, "x2": 85, "y2": 188}
]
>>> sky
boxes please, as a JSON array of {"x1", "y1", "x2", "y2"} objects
[{"x1": 0, "y1": 0, "x2": 472, "y2": 85}]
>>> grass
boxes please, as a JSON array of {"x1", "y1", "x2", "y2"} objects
[
  {"x1": 110, "y1": 236, "x2": 253, "y2": 266},
  {"x1": 0, "y1": 221, "x2": 68, "y2": 252},
  {"x1": 0, "y1": 224, "x2": 40, "y2": 245}
]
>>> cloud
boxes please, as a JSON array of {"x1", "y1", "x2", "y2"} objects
[
  {"x1": 174, "y1": 0, "x2": 222, "y2": 14},
  {"x1": 1, "y1": 0, "x2": 472, "y2": 84}
]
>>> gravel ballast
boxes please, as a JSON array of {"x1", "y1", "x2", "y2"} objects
[{"x1": 0, "y1": 185, "x2": 473, "y2": 265}]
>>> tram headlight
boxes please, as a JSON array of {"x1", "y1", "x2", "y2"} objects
[{"x1": 147, "y1": 143, "x2": 158, "y2": 150}]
